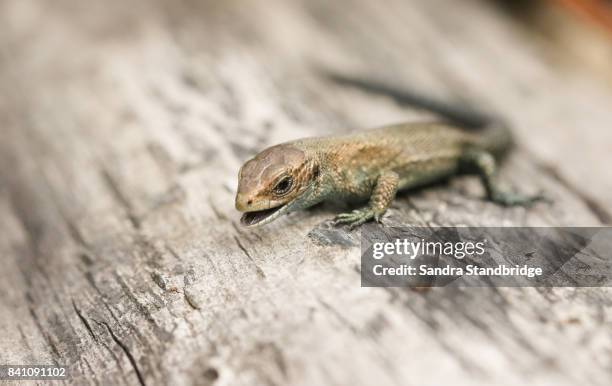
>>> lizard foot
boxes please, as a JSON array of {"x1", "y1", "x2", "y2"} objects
[
  {"x1": 333, "y1": 208, "x2": 379, "y2": 229},
  {"x1": 490, "y1": 190, "x2": 550, "y2": 207}
]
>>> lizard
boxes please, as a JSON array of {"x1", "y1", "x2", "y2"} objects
[{"x1": 235, "y1": 75, "x2": 544, "y2": 228}]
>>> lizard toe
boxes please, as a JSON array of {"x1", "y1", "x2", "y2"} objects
[
  {"x1": 491, "y1": 191, "x2": 548, "y2": 207},
  {"x1": 333, "y1": 214, "x2": 357, "y2": 225},
  {"x1": 334, "y1": 208, "x2": 375, "y2": 229},
  {"x1": 348, "y1": 217, "x2": 370, "y2": 230}
]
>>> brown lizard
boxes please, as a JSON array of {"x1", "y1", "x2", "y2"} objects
[{"x1": 235, "y1": 77, "x2": 543, "y2": 228}]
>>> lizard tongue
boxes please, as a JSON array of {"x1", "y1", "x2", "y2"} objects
[{"x1": 240, "y1": 205, "x2": 283, "y2": 226}]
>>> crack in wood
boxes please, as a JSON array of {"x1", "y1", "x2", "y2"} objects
[
  {"x1": 72, "y1": 299, "x2": 98, "y2": 342},
  {"x1": 207, "y1": 195, "x2": 227, "y2": 221},
  {"x1": 28, "y1": 305, "x2": 61, "y2": 363},
  {"x1": 91, "y1": 319, "x2": 147, "y2": 386},
  {"x1": 100, "y1": 168, "x2": 141, "y2": 229},
  {"x1": 80, "y1": 357, "x2": 100, "y2": 386},
  {"x1": 233, "y1": 236, "x2": 266, "y2": 279},
  {"x1": 113, "y1": 272, "x2": 158, "y2": 327},
  {"x1": 82, "y1": 270, "x2": 121, "y2": 325}
]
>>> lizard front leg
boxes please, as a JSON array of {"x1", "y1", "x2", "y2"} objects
[{"x1": 334, "y1": 171, "x2": 399, "y2": 228}]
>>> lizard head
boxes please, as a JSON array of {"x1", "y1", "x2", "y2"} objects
[{"x1": 236, "y1": 144, "x2": 319, "y2": 227}]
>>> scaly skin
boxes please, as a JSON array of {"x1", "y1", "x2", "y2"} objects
[{"x1": 235, "y1": 121, "x2": 543, "y2": 228}]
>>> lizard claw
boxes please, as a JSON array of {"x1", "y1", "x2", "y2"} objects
[
  {"x1": 491, "y1": 190, "x2": 550, "y2": 207},
  {"x1": 333, "y1": 208, "x2": 375, "y2": 229}
]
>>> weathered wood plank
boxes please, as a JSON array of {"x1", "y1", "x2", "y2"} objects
[{"x1": 0, "y1": 0, "x2": 610, "y2": 385}]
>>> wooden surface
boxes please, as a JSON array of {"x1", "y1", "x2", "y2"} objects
[{"x1": 1, "y1": 0, "x2": 611, "y2": 385}]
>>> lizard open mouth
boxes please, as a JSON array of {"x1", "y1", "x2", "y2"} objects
[{"x1": 240, "y1": 204, "x2": 287, "y2": 226}]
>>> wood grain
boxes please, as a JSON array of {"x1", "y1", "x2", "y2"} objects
[{"x1": 0, "y1": 0, "x2": 610, "y2": 385}]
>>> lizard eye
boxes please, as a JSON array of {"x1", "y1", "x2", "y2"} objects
[{"x1": 273, "y1": 176, "x2": 293, "y2": 196}]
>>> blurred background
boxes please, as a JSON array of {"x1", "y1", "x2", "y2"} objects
[{"x1": 500, "y1": 0, "x2": 612, "y2": 80}]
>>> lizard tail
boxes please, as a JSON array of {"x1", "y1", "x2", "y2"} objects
[{"x1": 324, "y1": 73, "x2": 514, "y2": 158}]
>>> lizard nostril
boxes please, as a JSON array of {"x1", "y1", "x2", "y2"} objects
[{"x1": 247, "y1": 199, "x2": 252, "y2": 205}]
